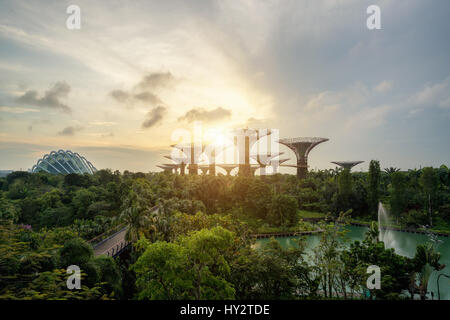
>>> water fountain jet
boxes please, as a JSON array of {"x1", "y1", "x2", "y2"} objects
[{"x1": 378, "y1": 202, "x2": 400, "y2": 253}]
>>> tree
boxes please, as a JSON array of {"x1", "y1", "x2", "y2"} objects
[
  {"x1": 420, "y1": 167, "x2": 439, "y2": 226},
  {"x1": 132, "y1": 227, "x2": 235, "y2": 300},
  {"x1": 333, "y1": 168, "x2": 354, "y2": 215},
  {"x1": 0, "y1": 268, "x2": 104, "y2": 300},
  {"x1": 120, "y1": 206, "x2": 151, "y2": 243},
  {"x1": 384, "y1": 167, "x2": 400, "y2": 175},
  {"x1": 389, "y1": 171, "x2": 407, "y2": 221},
  {"x1": 7, "y1": 179, "x2": 29, "y2": 200},
  {"x1": 119, "y1": 179, "x2": 155, "y2": 243},
  {"x1": 366, "y1": 221, "x2": 379, "y2": 243},
  {"x1": 151, "y1": 198, "x2": 178, "y2": 242},
  {"x1": 0, "y1": 224, "x2": 104, "y2": 300},
  {"x1": 92, "y1": 256, "x2": 123, "y2": 298},
  {"x1": 344, "y1": 238, "x2": 413, "y2": 299},
  {"x1": 0, "y1": 193, "x2": 19, "y2": 222},
  {"x1": 411, "y1": 242, "x2": 445, "y2": 300},
  {"x1": 181, "y1": 227, "x2": 235, "y2": 299},
  {"x1": 228, "y1": 246, "x2": 264, "y2": 299},
  {"x1": 338, "y1": 169, "x2": 352, "y2": 198},
  {"x1": 38, "y1": 227, "x2": 78, "y2": 248},
  {"x1": 267, "y1": 194, "x2": 298, "y2": 227},
  {"x1": 72, "y1": 189, "x2": 96, "y2": 219},
  {"x1": 437, "y1": 165, "x2": 449, "y2": 186},
  {"x1": 190, "y1": 176, "x2": 227, "y2": 213},
  {"x1": 368, "y1": 160, "x2": 381, "y2": 218},
  {"x1": 261, "y1": 238, "x2": 315, "y2": 299},
  {"x1": 132, "y1": 241, "x2": 191, "y2": 299},
  {"x1": 245, "y1": 179, "x2": 272, "y2": 219},
  {"x1": 64, "y1": 173, "x2": 89, "y2": 187},
  {"x1": 171, "y1": 198, "x2": 206, "y2": 215},
  {"x1": 59, "y1": 238, "x2": 93, "y2": 267},
  {"x1": 312, "y1": 220, "x2": 348, "y2": 298}
]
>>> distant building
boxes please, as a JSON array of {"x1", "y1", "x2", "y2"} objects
[{"x1": 31, "y1": 150, "x2": 97, "y2": 175}]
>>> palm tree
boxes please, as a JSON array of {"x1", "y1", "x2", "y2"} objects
[
  {"x1": 384, "y1": 167, "x2": 400, "y2": 175},
  {"x1": 152, "y1": 198, "x2": 176, "y2": 241},
  {"x1": 119, "y1": 206, "x2": 151, "y2": 243},
  {"x1": 411, "y1": 243, "x2": 445, "y2": 300},
  {"x1": 119, "y1": 179, "x2": 157, "y2": 243},
  {"x1": 366, "y1": 221, "x2": 379, "y2": 243}
]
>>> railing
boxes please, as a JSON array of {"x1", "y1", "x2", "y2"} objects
[
  {"x1": 106, "y1": 241, "x2": 131, "y2": 257},
  {"x1": 87, "y1": 223, "x2": 126, "y2": 246},
  {"x1": 88, "y1": 205, "x2": 160, "y2": 254},
  {"x1": 251, "y1": 229, "x2": 323, "y2": 239},
  {"x1": 437, "y1": 273, "x2": 450, "y2": 300}
]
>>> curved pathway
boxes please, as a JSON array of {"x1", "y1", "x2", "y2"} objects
[{"x1": 93, "y1": 226, "x2": 129, "y2": 257}]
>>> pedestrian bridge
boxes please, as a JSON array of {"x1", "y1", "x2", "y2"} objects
[
  {"x1": 88, "y1": 206, "x2": 159, "y2": 257},
  {"x1": 90, "y1": 226, "x2": 130, "y2": 257}
]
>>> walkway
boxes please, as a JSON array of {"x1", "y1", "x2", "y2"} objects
[
  {"x1": 93, "y1": 226, "x2": 129, "y2": 257},
  {"x1": 90, "y1": 205, "x2": 159, "y2": 257}
]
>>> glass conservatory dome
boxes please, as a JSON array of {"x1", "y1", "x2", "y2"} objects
[{"x1": 31, "y1": 150, "x2": 97, "y2": 174}]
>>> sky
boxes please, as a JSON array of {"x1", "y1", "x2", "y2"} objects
[{"x1": 0, "y1": 0, "x2": 449, "y2": 173}]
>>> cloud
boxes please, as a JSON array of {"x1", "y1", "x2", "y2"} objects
[
  {"x1": 133, "y1": 91, "x2": 162, "y2": 105},
  {"x1": 89, "y1": 121, "x2": 117, "y2": 126},
  {"x1": 374, "y1": 81, "x2": 393, "y2": 93},
  {"x1": 137, "y1": 72, "x2": 174, "y2": 89},
  {"x1": 85, "y1": 132, "x2": 115, "y2": 138},
  {"x1": 102, "y1": 132, "x2": 114, "y2": 138},
  {"x1": 110, "y1": 72, "x2": 174, "y2": 107},
  {"x1": 0, "y1": 106, "x2": 40, "y2": 113},
  {"x1": 241, "y1": 117, "x2": 271, "y2": 128},
  {"x1": 290, "y1": 82, "x2": 397, "y2": 137},
  {"x1": 344, "y1": 104, "x2": 392, "y2": 131},
  {"x1": 142, "y1": 106, "x2": 167, "y2": 129},
  {"x1": 0, "y1": 1, "x2": 448, "y2": 171},
  {"x1": 16, "y1": 81, "x2": 71, "y2": 113},
  {"x1": 28, "y1": 119, "x2": 51, "y2": 132},
  {"x1": 110, "y1": 90, "x2": 162, "y2": 105},
  {"x1": 110, "y1": 90, "x2": 129, "y2": 103},
  {"x1": 411, "y1": 77, "x2": 450, "y2": 108},
  {"x1": 57, "y1": 125, "x2": 83, "y2": 136},
  {"x1": 440, "y1": 97, "x2": 450, "y2": 108},
  {"x1": 178, "y1": 107, "x2": 232, "y2": 123}
]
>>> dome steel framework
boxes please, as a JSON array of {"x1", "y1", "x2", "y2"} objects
[{"x1": 31, "y1": 150, "x2": 97, "y2": 175}]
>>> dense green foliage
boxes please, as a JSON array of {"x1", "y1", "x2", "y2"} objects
[{"x1": 0, "y1": 164, "x2": 448, "y2": 300}]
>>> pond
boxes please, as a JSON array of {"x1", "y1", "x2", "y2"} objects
[{"x1": 255, "y1": 225, "x2": 450, "y2": 300}]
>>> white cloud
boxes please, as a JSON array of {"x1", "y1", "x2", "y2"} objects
[
  {"x1": 89, "y1": 121, "x2": 117, "y2": 126},
  {"x1": 301, "y1": 82, "x2": 371, "y2": 120},
  {"x1": 0, "y1": 62, "x2": 32, "y2": 73},
  {"x1": 0, "y1": 106, "x2": 40, "y2": 113},
  {"x1": 0, "y1": 0, "x2": 449, "y2": 171},
  {"x1": 408, "y1": 77, "x2": 450, "y2": 111},
  {"x1": 344, "y1": 104, "x2": 392, "y2": 130},
  {"x1": 374, "y1": 81, "x2": 393, "y2": 93},
  {"x1": 439, "y1": 97, "x2": 450, "y2": 109}
]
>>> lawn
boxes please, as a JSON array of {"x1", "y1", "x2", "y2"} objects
[{"x1": 297, "y1": 210, "x2": 326, "y2": 219}]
